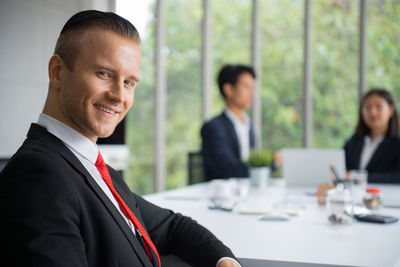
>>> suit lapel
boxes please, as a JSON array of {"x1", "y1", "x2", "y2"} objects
[
  {"x1": 352, "y1": 136, "x2": 364, "y2": 169},
  {"x1": 249, "y1": 124, "x2": 255, "y2": 148},
  {"x1": 221, "y1": 113, "x2": 240, "y2": 157},
  {"x1": 27, "y1": 124, "x2": 153, "y2": 267},
  {"x1": 110, "y1": 172, "x2": 159, "y2": 267},
  {"x1": 83, "y1": 170, "x2": 153, "y2": 267},
  {"x1": 366, "y1": 137, "x2": 389, "y2": 170}
]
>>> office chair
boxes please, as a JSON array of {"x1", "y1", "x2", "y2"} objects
[{"x1": 187, "y1": 151, "x2": 204, "y2": 185}]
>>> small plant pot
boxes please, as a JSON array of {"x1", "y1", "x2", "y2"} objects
[{"x1": 249, "y1": 167, "x2": 270, "y2": 188}]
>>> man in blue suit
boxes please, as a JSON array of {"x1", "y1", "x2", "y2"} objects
[{"x1": 201, "y1": 64, "x2": 256, "y2": 180}]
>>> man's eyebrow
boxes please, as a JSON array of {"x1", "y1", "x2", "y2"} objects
[
  {"x1": 93, "y1": 64, "x2": 140, "y2": 82},
  {"x1": 128, "y1": 74, "x2": 140, "y2": 83},
  {"x1": 93, "y1": 64, "x2": 113, "y2": 72}
]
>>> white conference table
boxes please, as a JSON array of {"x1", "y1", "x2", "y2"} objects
[{"x1": 144, "y1": 180, "x2": 400, "y2": 267}]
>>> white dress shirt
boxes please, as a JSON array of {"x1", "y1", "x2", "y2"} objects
[
  {"x1": 224, "y1": 108, "x2": 251, "y2": 161},
  {"x1": 359, "y1": 135, "x2": 385, "y2": 170}
]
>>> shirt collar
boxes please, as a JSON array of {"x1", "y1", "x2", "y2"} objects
[
  {"x1": 37, "y1": 113, "x2": 98, "y2": 164},
  {"x1": 224, "y1": 107, "x2": 250, "y2": 127},
  {"x1": 364, "y1": 135, "x2": 385, "y2": 145}
]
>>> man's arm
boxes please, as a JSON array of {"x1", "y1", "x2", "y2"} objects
[{"x1": 134, "y1": 193, "x2": 240, "y2": 267}]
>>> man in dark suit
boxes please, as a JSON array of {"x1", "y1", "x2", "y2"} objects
[
  {"x1": 0, "y1": 10, "x2": 240, "y2": 267},
  {"x1": 201, "y1": 65, "x2": 256, "y2": 181}
]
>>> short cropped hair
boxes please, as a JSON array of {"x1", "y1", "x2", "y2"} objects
[
  {"x1": 355, "y1": 88, "x2": 399, "y2": 137},
  {"x1": 217, "y1": 64, "x2": 256, "y2": 98},
  {"x1": 55, "y1": 10, "x2": 140, "y2": 70}
]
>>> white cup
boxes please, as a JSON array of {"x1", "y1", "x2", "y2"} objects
[{"x1": 208, "y1": 180, "x2": 235, "y2": 199}]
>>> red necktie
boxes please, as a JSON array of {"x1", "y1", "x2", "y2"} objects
[{"x1": 95, "y1": 151, "x2": 161, "y2": 266}]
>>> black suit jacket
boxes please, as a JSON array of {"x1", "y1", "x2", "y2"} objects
[
  {"x1": 344, "y1": 134, "x2": 400, "y2": 183},
  {"x1": 201, "y1": 112, "x2": 255, "y2": 181},
  {"x1": 0, "y1": 124, "x2": 236, "y2": 267}
]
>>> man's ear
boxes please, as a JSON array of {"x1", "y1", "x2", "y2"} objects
[
  {"x1": 222, "y1": 83, "x2": 233, "y2": 99},
  {"x1": 48, "y1": 55, "x2": 65, "y2": 90}
]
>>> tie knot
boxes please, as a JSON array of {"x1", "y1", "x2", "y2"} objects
[
  {"x1": 95, "y1": 151, "x2": 105, "y2": 169},
  {"x1": 95, "y1": 151, "x2": 110, "y2": 183}
]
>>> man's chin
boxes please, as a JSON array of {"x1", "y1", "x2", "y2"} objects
[
  {"x1": 98, "y1": 132, "x2": 115, "y2": 139},
  {"x1": 95, "y1": 127, "x2": 117, "y2": 139},
  {"x1": 92, "y1": 121, "x2": 120, "y2": 137},
  {"x1": 244, "y1": 105, "x2": 252, "y2": 111}
]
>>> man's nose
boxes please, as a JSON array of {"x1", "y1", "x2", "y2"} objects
[
  {"x1": 370, "y1": 107, "x2": 379, "y2": 115},
  {"x1": 108, "y1": 81, "x2": 124, "y2": 102}
]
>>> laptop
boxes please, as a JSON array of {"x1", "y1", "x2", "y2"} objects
[{"x1": 281, "y1": 148, "x2": 346, "y2": 187}]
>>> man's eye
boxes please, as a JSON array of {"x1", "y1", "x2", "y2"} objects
[
  {"x1": 124, "y1": 80, "x2": 135, "y2": 87},
  {"x1": 98, "y1": 71, "x2": 109, "y2": 78}
]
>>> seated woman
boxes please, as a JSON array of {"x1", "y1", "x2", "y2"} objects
[{"x1": 344, "y1": 88, "x2": 400, "y2": 183}]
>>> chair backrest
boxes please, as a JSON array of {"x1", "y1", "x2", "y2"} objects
[
  {"x1": 187, "y1": 151, "x2": 204, "y2": 185},
  {"x1": 281, "y1": 148, "x2": 346, "y2": 187}
]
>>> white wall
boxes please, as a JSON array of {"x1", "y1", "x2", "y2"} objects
[{"x1": 0, "y1": 0, "x2": 113, "y2": 157}]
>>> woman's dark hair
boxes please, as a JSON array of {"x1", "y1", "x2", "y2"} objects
[{"x1": 355, "y1": 88, "x2": 399, "y2": 137}]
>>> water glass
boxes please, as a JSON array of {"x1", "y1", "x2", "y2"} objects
[{"x1": 349, "y1": 170, "x2": 367, "y2": 204}]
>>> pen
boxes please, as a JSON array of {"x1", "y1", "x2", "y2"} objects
[
  {"x1": 208, "y1": 205, "x2": 233, "y2": 212},
  {"x1": 329, "y1": 165, "x2": 343, "y2": 184}
]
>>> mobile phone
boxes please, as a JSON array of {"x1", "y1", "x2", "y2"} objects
[{"x1": 354, "y1": 214, "x2": 399, "y2": 224}]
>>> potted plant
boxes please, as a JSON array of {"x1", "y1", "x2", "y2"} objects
[{"x1": 247, "y1": 149, "x2": 273, "y2": 188}]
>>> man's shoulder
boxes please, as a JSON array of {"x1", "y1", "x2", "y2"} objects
[
  {"x1": 2, "y1": 139, "x2": 63, "y2": 179},
  {"x1": 344, "y1": 134, "x2": 361, "y2": 146},
  {"x1": 15, "y1": 125, "x2": 63, "y2": 163},
  {"x1": 1, "y1": 125, "x2": 72, "y2": 185},
  {"x1": 202, "y1": 112, "x2": 229, "y2": 129},
  {"x1": 0, "y1": 145, "x2": 75, "y2": 209},
  {"x1": 384, "y1": 135, "x2": 400, "y2": 147}
]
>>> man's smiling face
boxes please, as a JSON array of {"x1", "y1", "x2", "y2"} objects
[{"x1": 53, "y1": 28, "x2": 141, "y2": 142}]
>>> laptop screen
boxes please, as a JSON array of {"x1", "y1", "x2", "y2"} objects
[{"x1": 281, "y1": 148, "x2": 346, "y2": 187}]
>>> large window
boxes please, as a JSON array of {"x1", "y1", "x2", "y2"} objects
[
  {"x1": 164, "y1": 0, "x2": 252, "y2": 189},
  {"x1": 118, "y1": 0, "x2": 399, "y2": 194},
  {"x1": 117, "y1": 1, "x2": 156, "y2": 194},
  {"x1": 260, "y1": 0, "x2": 304, "y2": 151},
  {"x1": 312, "y1": 0, "x2": 358, "y2": 148},
  {"x1": 367, "y1": 0, "x2": 400, "y2": 106},
  {"x1": 211, "y1": 0, "x2": 252, "y2": 114},
  {"x1": 165, "y1": 0, "x2": 202, "y2": 189}
]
